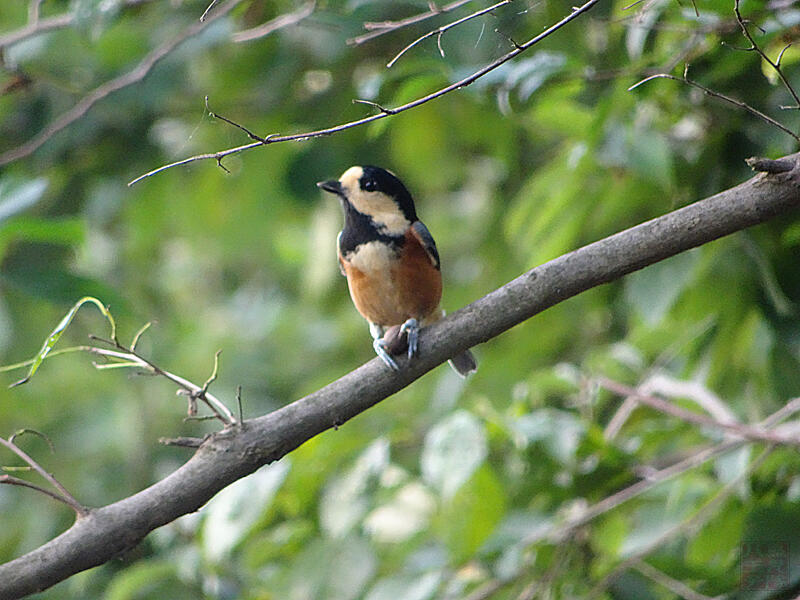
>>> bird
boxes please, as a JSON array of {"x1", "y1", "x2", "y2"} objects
[{"x1": 317, "y1": 165, "x2": 477, "y2": 376}]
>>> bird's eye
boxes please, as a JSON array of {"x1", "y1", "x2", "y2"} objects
[{"x1": 362, "y1": 178, "x2": 377, "y2": 192}]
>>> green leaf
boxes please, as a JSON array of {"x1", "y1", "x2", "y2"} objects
[
  {"x1": 624, "y1": 250, "x2": 698, "y2": 326},
  {"x1": 202, "y1": 459, "x2": 291, "y2": 562},
  {"x1": 320, "y1": 438, "x2": 389, "y2": 537},
  {"x1": 0, "y1": 216, "x2": 84, "y2": 259},
  {"x1": 437, "y1": 465, "x2": 506, "y2": 561},
  {"x1": 105, "y1": 560, "x2": 178, "y2": 600},
  {"x1": 0, "y1": 178, "x2": 48, "y2": 223},
  {"x1": 8, "y1": 296, "x2": 116, "y2": 387},
  {"x1": 421, "y1": 410, "x2": 487, "y2": 500}
]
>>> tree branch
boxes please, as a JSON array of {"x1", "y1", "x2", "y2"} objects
[
  {"x1": 0, "y1": 0, "x2": 246, "y2": 168},
  {"x1": 3, "y1": 153, "x2": 800, "y2": 598},
  {"x1": 347, "y1": 0, "x2": 475, "y2": 46},
  {"x1": 127, "y1": 0, "x2": 599, "y2": 186}
]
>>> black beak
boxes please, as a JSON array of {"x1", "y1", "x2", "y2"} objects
[{"x1": 317, "y1": 179, "x2": 343, "y2": 195}]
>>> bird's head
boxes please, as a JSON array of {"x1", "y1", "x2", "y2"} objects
[{"x1": 317, "y1": 165, "x2": 418, "y2": 235}]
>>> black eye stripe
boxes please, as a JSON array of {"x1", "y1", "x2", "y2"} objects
[{"x1": 362, "y1": 178, "x2": 377, "y2": 191}]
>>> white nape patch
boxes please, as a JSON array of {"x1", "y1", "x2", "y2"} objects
[{"x1": 345, "y1": 240, "x2": 397, "y2": 274}]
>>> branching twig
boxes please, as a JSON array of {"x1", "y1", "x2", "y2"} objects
[
  {"x1": 598, "y1": 378, "x2": 800, "y2": 446},
  {"x1": 587, "y1": 445, "x2": 774, "y2": 598},
  {"x1": 630, "y1": 560, "x2": 720, "y2": 600},
  {"x1": 86, "y1": 337, "x2": 236, "y2": 425},
  {"x1": 733, "y1": 0, "x2": 800, "y2": 110},
  {"x1": 0, "y1": 0, "x2": 246, "y2": 168},
  {"x1": 629, "y1": 65, "x2": 800, "y2": 143},
  {"x1": 386, "y1": 0, "x2": 511, "y2": 68},
  {"x1": 128, "y1": 0, "x2": 600, "y2": 186},
  {"x1": 348, "y1": 0, "x2": 474, "y2": 46},
  {"x1": 0, "y1": 436, "x2": 86, "y2": 516},
  {"x1": 232, "y1": 1, "x2": 315, "y2": 43}
]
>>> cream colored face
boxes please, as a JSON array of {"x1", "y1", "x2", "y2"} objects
[{"x1": 338, "y1": 166, "x2": 410, "y2": 235}]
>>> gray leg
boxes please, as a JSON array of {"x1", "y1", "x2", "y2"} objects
[
  {"x1": 369, "y1": 322, "x2": 399, "y2": 371},
  {"x1": 400, "y1": 318, "x2": 419, "y2": 359}
]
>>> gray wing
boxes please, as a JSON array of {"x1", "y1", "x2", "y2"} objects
[{"x1": 410, "y1": 221, "x2": 440, "y2": 270}]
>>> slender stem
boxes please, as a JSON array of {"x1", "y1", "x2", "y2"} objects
[
  {"x1": 387, "y1": 0, "x2": 511, "y2": 68},
  {"x1": 598, "y1": 378, "x2": 800, "y2": 446},
  {"x1": 0, "y1": 475, "x2": 79, "y2": 510},
  {"x1": 0, "y1": 438, "x2": 86, "y2": 516},
  {"x1": 348, "y1": 0, "x2": 475, "y2": 45},
  {"x1": 629, "y1": 71, "x2": 800, "y2": 142}
]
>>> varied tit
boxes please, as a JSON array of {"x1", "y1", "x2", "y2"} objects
[{"x1": 317, "y1": 165, "x2": 477, "y2": 376}]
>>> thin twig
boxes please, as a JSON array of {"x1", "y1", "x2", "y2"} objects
[
  {"x1": 199, "y1": 0, "x2": 220, "y2": 22},
  {"x1": 129, "y1": 0, "x2": 600, "y2": 186},
  {"x1": 0, "y1": 437, "x2": 86, "y2": 516},
  {"x1": 630, "y1": 560, "x2": 720, "y2": 600},
  {"x1": 0, "y1": 475, "x2": 79, "y2": 510},
  {"x1": 587, "y1": 445, "x2": 774, "y2": 598},
  {"x1": 629, "y1": 67, "x2": 800, "y2": 143},
  {"x1": 85, "y1": 338, "x2": 236, "y2": 426},
  {"x1": 348, "y1": 0, "x2": 474, "y2": 46},
  {"x1": 159, "y1": 436, "x2": 205, "y2": 448},
  {"x1": 733, "y1": 0, "x2": 800, "y2": 110},
  {"x1": 232, "y1": 1, "x2": 315, "y2": 43},
  {"x1": 0, "y1": 0, "x2": 246, "y2": 167},
  {"x1": 387, "y1": 0, "x2": 511, "y2": 68},
  {"x1": 205, "y1": 96, "x2": 277, "y2": 143},
  {"x1": 598, "y1": 378, "x2": 800, "y2": 446}
]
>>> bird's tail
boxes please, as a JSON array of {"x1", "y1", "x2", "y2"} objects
[{"x1": 449, "y1": 349, "x2": 477, "y2": 377}]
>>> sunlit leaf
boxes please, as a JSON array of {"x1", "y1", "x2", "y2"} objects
[
  {"x1": 421, "y1": 410, "x2": 487, "y2": 500},
  {"x1": 8, "y1": 296, "x2": 116, "y2": 388}
]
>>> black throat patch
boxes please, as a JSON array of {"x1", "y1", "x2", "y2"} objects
[{"x1": 338, "y1": 199, "x2": 403, "y2": 255}]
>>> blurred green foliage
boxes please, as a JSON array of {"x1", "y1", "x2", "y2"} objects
[{"x1": 1, "y1": 0, "x2": 800, "y2": 598}]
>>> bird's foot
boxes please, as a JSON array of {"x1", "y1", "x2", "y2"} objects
[
  {"x1": 373, "y1": 337, "x2": 399, "y2": 371},
  {"x1": 400, "y1": 318, "x2": 419, "y2": 359}
]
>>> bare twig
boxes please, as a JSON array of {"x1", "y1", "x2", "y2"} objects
[
  {"x1": 0, "y1": 0, "x2": 246, "y2": 167},
  {"x1": 630, "y1": 560, "x2": 720, "y2": 600},
  {"x1": 629, "y1": 66, "x2": 800, "y2": 142},
  {"x1": 0, "y1": 475, "x2": 78, "y2": 509},
  {"x1": 232, "y1": 1, "x2": 315, "y2": 43},
  {"x1": 0, "y1": 0, "x2": 154, "y2": 51},
  {"x1": 588, "y1": 446, "x2": 774, "y2": 599},
  {"x1": 199, "y1": 0, "x2": 220, "y2": 22},
  {"x1": 129, "y1": 0, "x2": 600, "y2": 186},
  {"x1": 205, "y1": 96, "x2": 276, "y2": 143},
  {"x1": 386, "y1": 0, "x2": 511, "y2": 68},
  {"x1": 747, "y1": 156, "x2": 795, "y2": 173},
  {"x1": 0, "y1": 13, "x2": 74, "y2": 50},
  {"x1": 0, "y1": 437, "x2": 86, "y2": 516},
  {"x1": 598, "y1": 378, "x2": 800, "y2": 446},
  {"x1": 733, "y1": 0, "x2": 800, "y2": 110},
  {"x1": 348, "y1": 0, "x2": 474, "y2": 46},
  {"x1": 86, "y1": 338, "x2": 236, "y2": 426},
  {"x1": 159, "y1": 436, "x2": 205, "y2": 448}
]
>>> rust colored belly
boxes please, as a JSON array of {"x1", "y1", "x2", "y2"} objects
[{"x1": 343, "y1": 237, "x2": 442, "y2": 327}]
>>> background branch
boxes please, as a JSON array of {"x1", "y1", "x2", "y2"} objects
[
  {"x1": 127, "y1": 0, "x2": 599, "y2": 186},
  {"x1": 347, "y1": 0, "x2": 475, "y2": 46},
  {"x1": 2, "y1": 153, "x2": 800, "y2": 598},
  {"x1": 0, "y1": 0, "x2": 245, "y2": 167}
]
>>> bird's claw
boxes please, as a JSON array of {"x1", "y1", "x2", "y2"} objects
[
  {"x1": 373, "y1": 337, "x2": 399, "y2": 371},
  {"x1": 400, "y1": 318, "x2": 419, "y2": 359}
]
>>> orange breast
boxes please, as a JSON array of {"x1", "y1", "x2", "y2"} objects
[{"x1": 342, "y1": 230, "x2": 442, "y2": 327}]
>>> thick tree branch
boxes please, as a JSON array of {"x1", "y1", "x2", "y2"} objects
[{"x1": 2, "y1": 153, "x2": 800, "y2": 598}]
